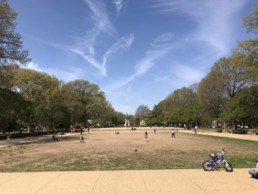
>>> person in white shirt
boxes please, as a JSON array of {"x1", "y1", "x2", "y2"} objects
[
  {"x1": 171, "y1": 129, "x2": 175, "y2": 138},
  {"x1": 249, "y1": 160, "x2": 258, "y2": 178}
]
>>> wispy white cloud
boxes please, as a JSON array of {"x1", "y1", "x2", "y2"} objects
[
  {"x1": 104, "y1": 33, "x2": 180, "y2": 92},
  {"x1": 154, "y1": 0, "x2": 246, "y2": 54},
  {"x1": 71, "y1": 49, "x2": 107, "y2": 75},
  {"x1": 173, "y1": 63, "x2": 204, "y2": 83},
  {"x1": 78, "y1": 0, "x2": 115, "y2": 61},
  {"x1": 103, "y1": 33, "x2": 134, "y2": 67},
  {"x1": 146, "y1": 62, "x2": 204, "y2": 88},
  {"x1": 84, "y1": 0, "x2": 116, "y2": 35},
  {"x1": 134, "y1": 33, "x2": 176, "y2": 77},
  {"x1": 38, "y1": 0, "x2": 132, "y2": 77},
  {"x1": 67, "y1": 1, "x2": 134, "y2": 76},
  {"x1": 114, "y1": 0, "x2": 123, "y2": 16},
  {"x1": 71, "y1": 33, "x2": 134, "y2": 76}
]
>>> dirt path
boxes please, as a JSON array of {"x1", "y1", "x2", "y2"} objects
[{"x1": 179, "y1": 129, "x2": 258, "y2": 142}]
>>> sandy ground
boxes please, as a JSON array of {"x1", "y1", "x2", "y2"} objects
[{"x1": 0, "y1": 168, "x2": 257, "y2": 194}]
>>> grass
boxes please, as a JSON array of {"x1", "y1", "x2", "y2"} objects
[
  {"x1": 0, "y1": 133, "x2": 257, "y2": 172},
  {"x1": 0, "y1": 151, "x2": 214, "y2": 172}
]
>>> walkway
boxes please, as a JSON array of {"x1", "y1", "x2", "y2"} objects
[
  {"x1": 180, "y1": 130, "x2": 258, "y2": 142},
  {"x1": 0, "y1": 169, "x2": 257, "y2": 194}
]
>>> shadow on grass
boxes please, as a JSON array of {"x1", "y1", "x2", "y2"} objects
[{"x1": 5, "y1": 133, "x2": 82, "y2": 146}]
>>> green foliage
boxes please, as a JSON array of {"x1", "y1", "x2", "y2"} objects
[
  {"x1": 219, "y1": 86, "x2": 258, "y2": 127},
  {"x1": 0, "y1": 64, "x2": 19, "y2": 89},
  {"x1": 62, "y1": 80, "x2": 117, "y2": 127},
  {"x1": 0, "y1": 0, "x2": 30, "y2": 66},
  {"x1": 149, "y1": 87, "x2": 201, "y2": 126},
  {"x1": 243, "y1": 4, "x2": 258, "y2": 34},
  {"x1": 0, "y1": 88, "x2": 31, "y2": 133},
  {"x1": 135, "y1": 104, "x2": 151, "y2": 121}
]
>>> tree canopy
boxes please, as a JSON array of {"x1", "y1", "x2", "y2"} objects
[{"x1": 0, "y1": 0, "x2": 30, "y2": 66}]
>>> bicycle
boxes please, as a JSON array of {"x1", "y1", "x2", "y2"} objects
[{"x1": 202, "y1": 148, "x2": 233, "y2": 172}]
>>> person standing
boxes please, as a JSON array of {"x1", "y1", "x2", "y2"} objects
[
  {"x1": 145, "y1": 131, "x2": 148, "y2": 139},
  {"x1": 249, "y1": 160, "x2": 258, "y2": 178},
  {"x1": 171, "y1": 129, "x2": 175, "y2": 138},
  {"x1": 194, "y1": 125, "x2": 198, "y2": 134},
  {"x1": 80, "y1": 135, "x2": 84, "y2": 143}
]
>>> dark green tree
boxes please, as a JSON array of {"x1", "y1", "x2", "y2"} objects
[
  {"x1": 219, "y1": 86, "x2": 258, "y2": 129},
  {"x1": 0, "y1": 0, "x2": 30, "y2": 66},
  {"x1": 0, "y1": 88, "x2": 31, "y2": 134}
]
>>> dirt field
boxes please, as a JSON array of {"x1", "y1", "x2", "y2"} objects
[{"x1": 0, "y1": 128, "x2": 257, "y2": 172}]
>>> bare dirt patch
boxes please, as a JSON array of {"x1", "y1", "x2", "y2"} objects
[{"x1": 0, "y1": 128, "x2": 257, "y2": 172}]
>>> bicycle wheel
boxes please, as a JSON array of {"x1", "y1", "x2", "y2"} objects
[
  {"x1": 224, "y1": 162, "x2": 233, "y2": 172},
  {"x1": 202, "y1": 161, "x2": 213, "y2": 171}
]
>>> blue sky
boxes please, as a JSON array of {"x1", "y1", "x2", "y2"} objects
[{"x1": 9, "y1": 0, "x2": 256, "y2": 114}]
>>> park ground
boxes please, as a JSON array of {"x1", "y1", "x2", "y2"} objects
[
  {"x1": 0, "y1": 127, "x2": 257, "y2": 172},
  {"x1": 0, "y1": 127, "x2": 258, "y2": 194}
]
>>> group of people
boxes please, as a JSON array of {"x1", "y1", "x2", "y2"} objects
[{"x1": 144, "y1": 128, "x2": 180, "y2": 139}]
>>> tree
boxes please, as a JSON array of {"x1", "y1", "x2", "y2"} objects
[
  {"x1": 198, "y1": 71, "x2": 226, "y2": 122},
  {"x1": 150, "y1": 87, "x2": 201, "y2": 126},
  {"x1": 0, "y1": 0, "x2": 30, "y2": 66},
  {"x1": 243, "y1": 4, "x2": 258, "y2": 34},
  {"x1": 167, "y1": 87, "x2": 201, "y2": 126},
  {"x1": 211, "y1": 57, "x2": 254, "y2": 98},
  {"x1": 0, "y1": 64, "x2": 19, "y2": 89},
  {"x1": 62, "y1": 80, "x2": 116, "y2": 127},
  {"x1": 235, "y1": 4, "x2": 258, "y2": 83},
  {"x1": 15, "y1": 68, "x2": 61, "y2": 131},
  {"x1": 135, "y1": 105, "x2": 151, "y2": 121},
  {"x1": 219, "y1": 86, "x2": 258, "y2": 129},
  {"x1": 0, "y1": 88, "x2": 31, "y2": 134},
  {"x1": 111, "y1": 112, "x2": 125, "y2": 126}
]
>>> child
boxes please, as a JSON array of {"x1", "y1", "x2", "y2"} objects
[
  {"x1": 145, "y1": 131, "x2": 148, "y2": 139},
  {"x1": 80, "y1": 135, "x2": 84, "y2": 143}
]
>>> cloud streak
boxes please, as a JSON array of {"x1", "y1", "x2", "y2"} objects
[
  {"x1": 84, "y1": 0, "x2": 116, "y2": 35},
  {"x1": 68, "y1": 1, "x2": 134, "y2": 76},
  {"x1": 105, "y1": 33, "x2": 180, "y2": 92},
  {"x1": 114, "y1": 0, "x2": 123, "y2": 16},
  {"x1": 71, "y1": 33, "x2": 134, "y2": 76},
  {"x1": 103, "y1": 33, "x2": 134, "y2": 67},
  {"x1": 154, "y1": 0, "x2": 246, "y2": 54},
  {"x1": 80, "y1": 0, "x2": 116, "y2": 58}
]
